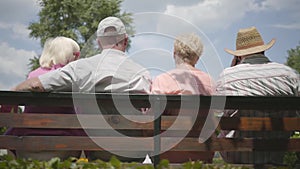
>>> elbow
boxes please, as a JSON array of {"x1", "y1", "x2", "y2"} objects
[{"x1": 12, "y1": 77, "x2": 45, "y2": 92}]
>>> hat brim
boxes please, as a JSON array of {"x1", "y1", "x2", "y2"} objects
[{"x1": 225, "y1": 39, "x2": 276, "y2": 56}]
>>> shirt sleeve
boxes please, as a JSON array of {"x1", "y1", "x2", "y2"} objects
[
  {"x1": 38, "y1": 64, "x2": 76, "y2": 92},
  {"x1": 151, "y1": 76, "x2": 164, "y2": 94},
  {"x1": 128, "y1": 72, "x2": 152, "y2": 94}
]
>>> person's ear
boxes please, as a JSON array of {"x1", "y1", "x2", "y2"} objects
[
  {"x1": 237, "y1": 56, "x2": 242, "y2": 61},
  {"x1": 195, "y1": 56, "x2": 200, "y2": 63},
  {"x1": 73, "y1": 51, "x2": 80, "y2": 60},
  {"x1": 230, "y1": 56, "x2": 239, "y2": 67},
  {"x1": 97, "y1": 38, "x2": 103, "y2": 50},
  {"x1": 74, "y1": 54, "x2": 80, "y2": 60},
  {"x1": 173, "y1": 50, "x2": 177, "y2": 59},
  {"x1": 123, "y1": 35, "x2": 128, "y2": 47}
]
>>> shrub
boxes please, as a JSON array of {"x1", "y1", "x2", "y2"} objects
[{"x1": 0, "y1": 155, "x2": 256, "y2": 169}]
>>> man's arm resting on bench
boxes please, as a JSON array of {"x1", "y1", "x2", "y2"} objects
[{"x1": 12, "y1": 77, "x2": 45, "y2": 92}]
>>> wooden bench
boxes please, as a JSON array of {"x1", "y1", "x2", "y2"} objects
[{"x1": 0, "y1": 91, "x2": 299, "y2": 167}]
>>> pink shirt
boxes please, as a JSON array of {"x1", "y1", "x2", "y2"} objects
[
  {"x1": 151, "y1": 64, "x2": 215, "y2": 95},
  {"x1": 28, "y1": 64, "x2": 64, "y2": 79},
  {"x1": 150, "y1": 64, "x2": 216, "y2": 163}
]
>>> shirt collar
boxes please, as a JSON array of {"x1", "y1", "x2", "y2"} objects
[
  {"x1": 241, "y1": 53, "x2": 271, "y2": 64},
  {"x1": 101, "y1": 48, "x2": 126, "y2": 56}
]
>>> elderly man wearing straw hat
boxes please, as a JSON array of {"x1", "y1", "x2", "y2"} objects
[{"x1": 216, "y1": 27, "x2": 300, "y2": 164}]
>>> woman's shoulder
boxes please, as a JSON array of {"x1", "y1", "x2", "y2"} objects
[{"x1": 28, "y1": 67, "x2": 51, "y2": 79}]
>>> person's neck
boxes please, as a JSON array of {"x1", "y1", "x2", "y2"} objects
[
  {"x1": 241, "y1": 53, "x2": 270, "y2": 64},
  {"x1": 175, "y1": 62, "x2": 195, "y2": 69},
  {"x1": 102, "y1": 45, "x2": 125, "y2": 52}
]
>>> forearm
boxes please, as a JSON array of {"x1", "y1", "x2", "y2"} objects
[{"x1": 12, "y1": 77, "x2": 45, "y2": 92}]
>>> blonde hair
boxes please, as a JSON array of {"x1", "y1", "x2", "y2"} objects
[
  {"x1": 174, "y1": 33, "x2": 203, "y2": 66},
  {"x1": 39, "y1": 37, "x2": 80, "y2": 68}
]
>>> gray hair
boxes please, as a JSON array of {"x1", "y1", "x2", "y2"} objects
[{"x1": 174, "y1": 33, "x2": 203, "y2": 66}]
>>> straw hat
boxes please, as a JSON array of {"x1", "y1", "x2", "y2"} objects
[{"x1": 225, "y1": 26, "x2": 276, "y2": 56}]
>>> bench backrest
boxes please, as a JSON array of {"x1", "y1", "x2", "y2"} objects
[{"x1": 0, "y1": 91, "x2": 299, "y2": 165}]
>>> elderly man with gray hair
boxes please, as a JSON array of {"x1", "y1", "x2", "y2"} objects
[
  {"x1": 14, "y1": 16, "x2": 151, "y2": 93},
  {"x1": 12, "y1": 17, "x2": 151, "y2": 161}
]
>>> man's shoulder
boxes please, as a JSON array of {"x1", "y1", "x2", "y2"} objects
[
  {"x1": 219, "y1": 62, "x2": 299, "y2": 81},
  {"x1": 69, "y1": 54, "x2": 102, "y2": 67},
  {"x1": 262, "y1": 62, "x2": 299, "y2": 76},
  {"x1": 222, "y1": 62, "x2": 294, "y2": 73},
  {"x1": 117, "y1": 56, "x2": 149, "y2": 73}
]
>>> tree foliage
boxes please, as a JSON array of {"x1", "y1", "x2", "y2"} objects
[
  {"x1": 29, "y1": 0, "x2": 133, "y2": 47},
  {"x1": 27, "y1": 0, "x2": 133, "y2": 70},
  {"x1": 28, "y1": 55, "x2": 40, "y2": 72},
  {"x1": 286, "y1": 42, "x2": 300, "y2": 73}
]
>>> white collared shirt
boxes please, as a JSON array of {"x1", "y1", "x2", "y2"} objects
[{"x1": 39, "y1": 49, "x2": 151, "y2": 93}]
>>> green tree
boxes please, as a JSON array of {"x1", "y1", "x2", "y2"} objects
[
  {"x1": 28, "y1": 55, "x2": 40, "y2": 72},
  {"x1": 285, "y1": 43, "x2": 300, "y2": 167},
  {"x1": 286, "y1": 43, "x2": 300, "y2": 73},
  {"x1": 28, "y1": 0, "x2": 133, "y2": 71}
]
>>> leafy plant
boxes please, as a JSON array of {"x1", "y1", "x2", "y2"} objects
[
  {"x1": 286, "y1": 42, "x2": 300, "y2": 73},
  {"x1": 0, "y1": 155, "x2": 257, "y2": 169},
  {"x1": 28, "y1": 55, "x2": 40, "y2": 72},
  {"x1": 283, "y1": 131, "x2": 300, "y2": 169},
  {"x1": 0, "y1": 127, "x2": 7, "y2": 135}
]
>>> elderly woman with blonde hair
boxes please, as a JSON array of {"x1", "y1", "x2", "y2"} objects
[
  {"x1": 4, "y1": 36, "x2": 84, "y2": 161},
  {"x1": 28, "y1": 36, "x2": 80, "y2": 78},
  {"x1": 151, "y1": 33, "x2": 216, "y2": 163}
]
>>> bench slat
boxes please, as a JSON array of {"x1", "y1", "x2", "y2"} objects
[
  {"x1": 219, "y1": 117, "x2": 300, "y2": 131},
  {"x1": 0, "y1": 114, "x2": 299, "y2": 131},
  {"x1": 1, "y1": 91, "x2": 300, "y2": 110},
  {"x1": 0, "y1": 136, "x2": 299, "y2": 152},
  {"x1": 168, "y1": 138, "x2": 300, "y2": 151}
]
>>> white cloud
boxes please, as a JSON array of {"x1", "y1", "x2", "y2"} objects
[
  {"x1": 164, "y1": 0, "x2": 260, "y2": 32},
  {"x1": 0, "y1": 0, "x2": 40, "y2": 41},
  {"x1": 272, "y1": 23, "x2": 300, "y2": 30},
  {"x1": 162, "y1": 0, "x2": 300, "y2": 32},
  {"x1": 260, "y1": 0, "x2": 300, "y2": 30},
  {"x1": 0, "y1": 42, "x2": 37, "y2": 89},
  {"x1": 261, "y1": 0, "x2": 300, "y2": 11},
  {"x1": 0, "y1": 22, "x2": 31, "y2": 39},
  {"x1": 0, "y1": 0, "x2": 40, "y2": 22}
]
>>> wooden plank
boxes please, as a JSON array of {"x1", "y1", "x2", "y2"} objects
[
  {"x1": 0, "y1": 136, "x2": 299, "y2": 152},
  {"x1": 1, "y1": 114, "x2": 299, "y2": 131},
  {"x1": 0, "y1": 114, "x2": 153, "y2": 129},
  {"x1": 164, "y1": 138, "x2": 300, "y2": 152},
  {"x1": 219, "y1": 117, "x2": 300, "y2": 131},
  {"x1": 1, "y1": 91, "x2": 300, "y2": 110},
  {"x1": 0, "y1": 114, "x2": 198, "y2": 130},
  {"x1": 0, "y1": 136, "x2": 153, "y2": 151}
]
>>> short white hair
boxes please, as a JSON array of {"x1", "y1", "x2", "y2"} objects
[
  {"x1": 39, "y1": 37, "x2": 80, "y2": 68},
  {"x1": 174, "y1": 33, "x2": 203, "y2": 65}
]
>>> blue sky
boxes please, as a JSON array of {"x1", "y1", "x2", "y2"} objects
[{"x1": 0, "y1": 0, "x2": 299, "y2": 89}]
